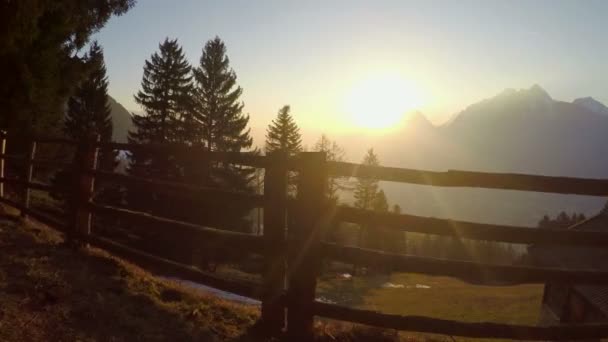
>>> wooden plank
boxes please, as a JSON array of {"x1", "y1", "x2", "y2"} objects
[
  {"x1": 84, "y1": 234, "x2": 265, "y2": 300},
  {"x1": 261, "y1": 152, "x2": 288, "y2": 333},
  {"x1": 0, "y1": 177, "x2": 55, "y2": 193},
  {"x1": 0, "y1": 196, "x2": 68, "y2": 231},
  {"x1": 24, "y1": 208, "x2": 68, "y2": 232},
  {"x1": 321, "y1": 242, "x2": 608, "y2": 285},
  {"x1": 0, "y1": 196, "x2": 24, "y2": 211},
  {"x1": 30, "y1": 158, "x2": 72, "y2": 169},
  {"x1": 21, "y1": 141, "x2": 36, "y2": 218},
  {"x1": 329, "y1": 161, "x2": 608, "y2": 196},
  {"x1": 314, "y1": 301, "x2": 608, "y2": 340},
  {"x1": 0, "y1": 154, "x2": 25, "y2": 162},
  {"x1": 0, "y1": 131, "x2": 6, "y2": 198},
  {"x1": 336, "y1": 206, "x2": 608, "y2": 247},
  {"x1": 90, "y1": 170, "x2": 264, "y2": 207},
  {"x1": 87, "y1": 202, "x2": 265, "y2": 253},
  {"x1": 96, "y1": 142, "x2": 267, "y2": 167},
  {"x1": 287, "y1": 152, "x2": 327, "y2": 341},
  {"x1": 32, "y1": 137, "x2": 77, "y2": 145}
]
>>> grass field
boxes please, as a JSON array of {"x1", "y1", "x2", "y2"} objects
[{"x1": 318, "y1": 271, "x2": 544, "y2": 325}]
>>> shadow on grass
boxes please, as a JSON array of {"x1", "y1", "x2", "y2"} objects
[{"x1": 0, "y1": 218, "x2": 260, "y2": 341}]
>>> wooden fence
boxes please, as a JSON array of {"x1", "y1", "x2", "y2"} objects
[{"x1": 2, "y1": 132, "x2": 608, "y2": 340}]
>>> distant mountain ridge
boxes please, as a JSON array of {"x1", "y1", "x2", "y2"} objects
[
  {"x1": 340, "y1": 85, "x2": 608, "y2": 226},
  {"x1": 373, "y1": 85, "x2": 608, "y2": 178},
  {"x1": 108, "y1": 96, "x2": 132, "y2": 142}
]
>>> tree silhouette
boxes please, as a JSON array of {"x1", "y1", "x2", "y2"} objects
[
  {"x1": 189, "y1": 36, "x2": 256, "y2": 232},
  {"x1": 265, "y1": 105, "x2": 302, "y2": 155},
  {"x1": 64, "y1": 42, "x2": 116, "y2": 169},
  {"x1": 313, "y1": 134, "x2": 347, "y2": 203},
  {"x1": 0, "y1": 0, "x2": 134, "y2": 151},
  {"x1": 127, "y1": 38, "x2": 193, "y2": 219},
  {"x1": 354, "y1": 148, "x2": 380, "y2": 210},
  {"x1": 193, "y1": 37, "x2": 252, "y2": 154},
  {"x1": 128, "y1": 38, "x2": 193, "y2": 180},
  {"x1": 52, "y1": 42, "x2": 117, "y2": 202}
]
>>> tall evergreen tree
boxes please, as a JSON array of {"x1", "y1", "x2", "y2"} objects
[
  {"x1": 189, "y1": 36, "x2": 255, "y2": 232},
  {"x1": 371, "y1": 189, "x2": 389, "y2": 212},
  {"x1": 314, "y1": 134, "x2": 347, "y2": 203},
  {"x1": 353, "y1": 148, "x2": 380, "y2": 210},
  {"x1": 265, "y1": 105, "x2": 302, "y2": 155},
  {"x1": 52, "y1": 42, "x2": 116, "y2": 200},
  {"x1": 64, "y1": 42, "x2": 112, "y2": 141},
  {"x1": 0, "y1": 0, "x2": 134, "y2": 151},
  {"x1": 126, "y1": 38, "x2": 193, "y2": 221},
  {"x1": 193, "y1": 37, "x2": 252, "y2": 154},
  {"x1": 128, "y1": 38, "x2": 193, "y2": 180}
]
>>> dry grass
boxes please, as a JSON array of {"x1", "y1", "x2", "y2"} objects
[
  {"x1": 0, "y1": 208, "x2": 259, "y2": 341},
  {"x1": 0, "y1": 203, "x2": 497, "y2": 341}
]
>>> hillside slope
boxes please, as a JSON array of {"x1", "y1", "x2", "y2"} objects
[
  {"x1": 0, "y1": 214, "x2": 258, "y2": 341},
  {"x1": 0, "y1": 210, "x2": 415, "y2": 342}
]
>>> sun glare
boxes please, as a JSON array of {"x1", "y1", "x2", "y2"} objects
[{"x1": 343, "y1": 73, "x2": 426, "y2": 130}]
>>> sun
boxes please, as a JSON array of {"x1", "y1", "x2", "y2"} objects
[{"x1": 343, "y1": 73, "x2": 426, "y2": 130}]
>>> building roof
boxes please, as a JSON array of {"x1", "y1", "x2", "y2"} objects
[{"x1": 532, "y1": 203, "x2": 608, "y2": 317}]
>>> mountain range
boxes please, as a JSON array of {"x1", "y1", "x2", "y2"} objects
[
  {"x1": 340, "y1": 85, "x2": 608, "y2": 227},
  {"x1": 107, "y1": 87, "x2": 608, "y2": 227}
]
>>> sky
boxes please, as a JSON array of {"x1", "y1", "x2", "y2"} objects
[{"x1": 95, "y1": 0, "x2": 608, "y2": 147}]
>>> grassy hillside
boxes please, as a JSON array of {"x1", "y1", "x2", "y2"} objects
[
  {"x1": 0, "y1": 203, "x2": 544, "y2": 341},
  {"x1": 0, "y1": 212, "x2": 259, "y2": 341}
]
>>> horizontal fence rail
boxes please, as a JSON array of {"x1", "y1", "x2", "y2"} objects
[
  {"x1": 32, "y1": 137, "x2": 77, "y2": 145},
  {"x1": 322, "y1": 242, "x2": 608, "y2": 285},
  {"x1": 87, "y1": 202, "x2": 265, "y2": 254},
  {"x1": 96, "y1": 142, "x2": 268, "y2": 168},
  {"x1": 329, "y1": 161, "x2": 608, "y2": 196},
  {"x1": 314, "y1": 302, "x2": 608, "y2": 340},
  {"x1": 85, "y1": 234, "x2": 265, "y2": 300},
  {"x1": 4, "y1": 134, "x2": 608, "y2": 340},
  {"x1": 30, "y1": 158, "x2": 72, "y2": 169},
  {"x1": 0, "y1": 154, "x2": 25, "y2": 162},
  {"x1": 90, "y1": 170, "x2": 264, "y2": 207},
  {"x1": 0, "y1": 177, "x2": 55, "y2": 193},
  {"x1": 0, "y1": 196, "x2": 67, "y2": 231},
  {"x1": 336, "y1": 206, "x2": 608, "y2": 247}
]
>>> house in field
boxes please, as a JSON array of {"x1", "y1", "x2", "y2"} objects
[{"x1": 531, "y1": 206, "x2": 608, "y2": 325}]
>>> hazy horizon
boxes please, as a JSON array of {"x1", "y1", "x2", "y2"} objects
[{"x1": 95, "y1": 0, "x2": 608, "y2": 148}]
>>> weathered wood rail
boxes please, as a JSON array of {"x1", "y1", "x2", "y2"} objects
[{"x1": 1, "y1": 132, "x2": 608, "y2": 340}]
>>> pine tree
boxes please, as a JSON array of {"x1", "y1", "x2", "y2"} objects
[
  {"x1": 371, "y1": 190, "x2": 389, "y2": 212},
  {"x1": 353, "y1": 148, "x2": 380, "y2": 210},
  {"x1": 189, "y1": 36, "x2": 256, "y2": 232},
  {"x1": 314, "y1": 134, "x2": 347, "y2": 203},
  {"x1": 353, "y1": 148, "x2": 381, "y2": 272},
  {"x1": 64, "y1": 42, "x2": 116, "y2": 168},
  {"x1": 265, "y1": 105, "x2": 302, "y2": 155},
  {"x1": 127, "y1": 38, "x2": 193, "y2": 218},
  {"x1": 128, "y1": 38, "x2": 193, "y2": 180},
  {"x1": 0, "y1": 0, "x2": 134, "y2": 152},
  {"x1": 52, "y1": 42, "x2": 117, "y2": 201},
  {"x1": 193, "y1": 37, "x2": 252, "y2": 154}
]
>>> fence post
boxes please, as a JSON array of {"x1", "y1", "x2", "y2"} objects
[
  {"x1": 21, "y1": 139, "x2": 36, "y2": 218},
  {"x1": 261, "y1": 151, "x2": 288, "y2": 334},
  {"x1": 0, "y1": 130, "x2": 6, "y2": 199},
  {"x1": 70, "y1": 135, "x2": 98, "y2": 246},
  {"x1": 287, "y1": 152, "x2": 327, "y2": 341}
]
